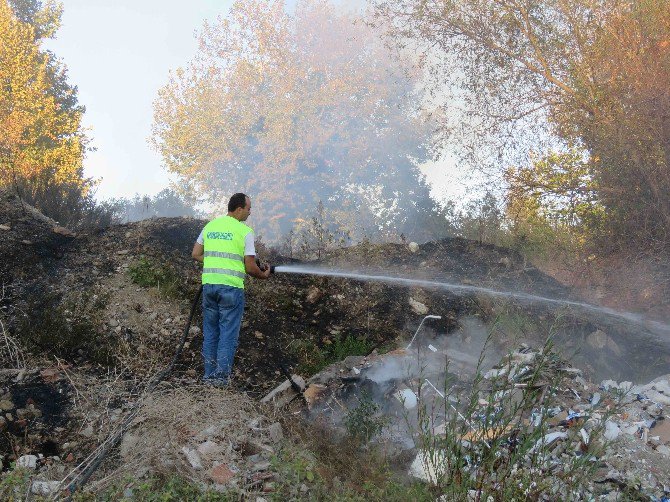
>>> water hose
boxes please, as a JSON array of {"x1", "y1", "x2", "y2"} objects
[{"x1": 61, "y1": 285, "x2": 203, "y2": 499}]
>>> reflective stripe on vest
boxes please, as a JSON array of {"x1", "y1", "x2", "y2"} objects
[{"x1": 201, "y1": 215, "x2": 252, "y2": 288}]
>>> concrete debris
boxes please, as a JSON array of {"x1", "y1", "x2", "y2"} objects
[
  {"x1": 260, "y1": 375, "x2": 305, "y2": 408},
  {"x1": 408, "y1": 242, "x2": 419, "y2": 253}
]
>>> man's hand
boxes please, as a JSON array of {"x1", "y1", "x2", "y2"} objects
[{"x1": 244, "y1": 256, "x2": 271, "y2": 279}]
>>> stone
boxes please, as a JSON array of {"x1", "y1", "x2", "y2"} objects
[
  {"x1": 17, "y1": 455, "x2": 38, "y2": 469},
  {"x1": 408, "y1": 297, "x2": 428, "y2": 315},
  {"x1": 197, "y1": 440, "x2": 221, "y2": 457},
  {"x1": 0, "y1": 224, "x2": 10, "y2": 231},
  {"x1": 268, "y1": 423, "x2": 283, "y2": 443},
  {"x1": 408, "y1": 242, "x2": 419, "y2": 253},
  {"x1": 108, "y1": 319, "x2": 119, "y2": 328},
  {"x1": 181, "y1": 447, "x2": 203, "y2": 470},
  {"x1": 306, "y1": 287, "x2": 322, "y2": 304},
  {"x1": 31, "y1": 480, "x2": 61, "y2": 495},
  {"x1": 53, "y1": 226, "x2": 75, "y2": 237},
  {"x1": 208, "y1": 463, "x2": 235, "y2": 484},
  {"x1": 0, "y1": 399, "x2": 14, "y2": 411}
]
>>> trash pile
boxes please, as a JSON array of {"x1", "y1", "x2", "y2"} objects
[{"x1": 288, "y1": 340, "x2": 670, "y2": 500}]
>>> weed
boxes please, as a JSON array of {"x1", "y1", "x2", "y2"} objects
[
  {"x1": 0, "y1": 467, "x2": 31, "y2": 501},
  {"x1": 345, "y1": 391, "x2": 388, "y2": 443},
  {"x1": 294, "y1": 335, "x2": 374, "y2": 375},
  {"x1": 407, "y1": 334, "x2": 612, "y2": 499},
  {"x1": 128, "y1": 256, "x2": 183, "y2": 299}
]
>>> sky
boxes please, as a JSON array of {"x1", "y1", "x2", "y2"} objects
[{"x1": 44, "y1": 0, "x2": 466, "y2": 205}]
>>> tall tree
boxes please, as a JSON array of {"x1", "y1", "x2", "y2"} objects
[
  {"x1": 374, "y1": 0, "x2": 670, "y2": 248},
  {"x1": 0, "y1": 0, "x2": 88, "y2": 212},
  {"x1": 152, "y1": 0, "x2": 448, "y2": 241}
]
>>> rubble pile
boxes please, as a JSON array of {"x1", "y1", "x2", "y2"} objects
[{"x1": 296, "y1": 341, "x2": 670, "y2": 500}]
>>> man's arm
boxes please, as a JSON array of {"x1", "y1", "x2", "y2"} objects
[
  {"x1": 192, "y1": 242, "x2": 204, "y2": 263},
  {"x1": 244, "y1": 255, "x2": 271, "y2": 279}
]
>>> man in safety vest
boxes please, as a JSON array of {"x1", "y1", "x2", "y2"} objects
[{"x1": 191, "y1": 193, "x2": 271, "y2": 385}]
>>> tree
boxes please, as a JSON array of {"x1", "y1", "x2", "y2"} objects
[
  {"x1": 374, "y1": 0, "x2": 670, "y2": 248},
  {"x1": 0, "y1": 0, "x2": 89, "y2": 221},
  {"x1": 152, "y1": 0, "x2": 449, "y2": 242}
]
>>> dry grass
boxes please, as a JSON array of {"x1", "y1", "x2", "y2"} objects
[{"x1": 85, "y1": 383, "x2": 265, "y2": 493}]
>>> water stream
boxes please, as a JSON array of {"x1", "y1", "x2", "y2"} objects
[{"x1": 274, "y1": 264, "x2": 670, "y2": 338}]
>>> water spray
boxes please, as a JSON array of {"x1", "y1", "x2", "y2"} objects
[{"x1": 273, "y1": 264, "x2": 670, "y2": 336}]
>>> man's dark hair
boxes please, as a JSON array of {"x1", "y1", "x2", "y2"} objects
[{"x1": 228, "y1": 193, "x2": 249, "y2": 212}]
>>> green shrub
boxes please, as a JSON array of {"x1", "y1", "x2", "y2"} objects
[
  {"x1": 128, "y1": 256, "x2": 182, "y2": 299},
  {"x1": 293, "y1": 335, "x2": 374, "y2": 375},
  {"x1": 345, "y1": 391, "x2": 388, "y2": 443}
]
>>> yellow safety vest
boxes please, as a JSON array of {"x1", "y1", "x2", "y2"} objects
[{"x1": 201, "y1": 216, "x2": 253, "y2": 288}]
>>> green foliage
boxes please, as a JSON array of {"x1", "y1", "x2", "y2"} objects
[
  {"x1": 377, "y1": 0, "x2": 670, "y2": 250},
  {"x1": 344, "y1": 391, "x2": 388, "y2": 443},
  {"x1": 408, "y1": 338, "x2": 613, "y2": 499},
  {"x1": 0, "y1": 467, "x2": 31, "y2": 501},
  {"x1": 128, "y1": 256, "x2": 183, "y2": 299},
  {"x1": 293, "y1": 334, "x2": 373, "y2": 375}
]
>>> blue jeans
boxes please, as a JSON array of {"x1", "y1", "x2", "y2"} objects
[{"x1": 202, "y1": 284, "x2": 245, "y2": 382}]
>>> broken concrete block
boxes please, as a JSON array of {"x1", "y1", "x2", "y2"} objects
[
  {"x1": 408, "y1": 449, "x2": 447, "y2": 484},
  {"x1": 260, "y1": 375, "x2": 305, "y2": 408}
]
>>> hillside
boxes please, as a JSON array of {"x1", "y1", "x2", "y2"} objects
[{"x1": 2, "y1": 188, "x2": 670, "y2": 499}]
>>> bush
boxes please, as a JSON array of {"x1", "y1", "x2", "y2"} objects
[{"x1": 128, "y1": 256, "x2": 183, "y2": 299}]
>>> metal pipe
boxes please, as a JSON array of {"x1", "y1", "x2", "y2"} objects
[{"x1": 405, "y1": 314, "x2": 442, "y2": 350}]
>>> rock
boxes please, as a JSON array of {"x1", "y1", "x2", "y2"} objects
[
  {"x1": 657, "y1": 444, "x2": 670, "y2": 456},
  {"x1": 306, "y1": 287, "x2": 322, "y2": 304},
  {"x1": 268, "y1": 423, "x2": 283, "y2": 443},
  {"x1": 600, "y1": 379, "x2": 619, "y2": 391},
  {"x1": 0, "y1": 224, "x2": 10, "y2": 231},
  {"x1": 408, "y1": 297, "x2": 428, "y2": 315},
  {"x1": 0, "y1": 399, "x2": 14, "y2": 411},
  {"x1": 181, "y1": 447, "x2": 203, "y2": 470},
  {"x1": 17, "y1": 455, "x2": 38, "y2": 469},
  {"x1": 0, "y1": 417, "x2": 6, "y2": 431},
  {"x1": 208, "y1": 463, "x2": 235, "y2": 484},
  {"x1": 53, "y1": 226, "x2": 75, "y2": 237},
  {"x1": 408, "y1": 242, "x2": 419, "y2": 253},
  {"x1": 31, "y1": 480, "x2": 61, "y2": 495},
  {"x1": 108, "y1": 319, "x2": 119, "y2": 328},
  {"x1": 197, "y1": 440, "x2": 221, "y2": 457}
]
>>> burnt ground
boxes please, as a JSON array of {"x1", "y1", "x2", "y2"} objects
[{"x1": 2, "y1": 189, "x2": 670, "y2": 476}]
